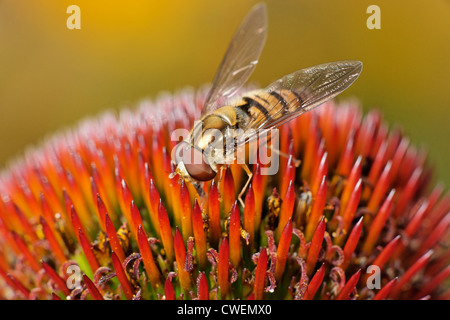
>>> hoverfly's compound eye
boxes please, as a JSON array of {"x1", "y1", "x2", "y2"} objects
[{"x1": 173, "y1": 141, "x2": 216, "y2": 181}]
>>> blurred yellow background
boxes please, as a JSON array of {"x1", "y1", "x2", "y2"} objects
[{"x1": 0, "y1": 0, "x2": 449, "y2": 186}]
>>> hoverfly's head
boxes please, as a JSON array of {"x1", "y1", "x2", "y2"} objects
[{"x1": 172, "y1": 141, "x2": 217, "y2": 181}]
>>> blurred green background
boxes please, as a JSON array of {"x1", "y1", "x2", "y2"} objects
[{"x1": 0, "y1": 0, "x2": 449, "y2": 186}]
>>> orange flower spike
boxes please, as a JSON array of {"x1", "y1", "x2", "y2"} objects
[
  {"x1": 78, "y1": 228, "x2": 100, "y2": 273},
  {"x1": 83, "y1": 274, "x2": 104, "y2": 300},
  {"x1": 306, "y1": 216, "x2": 326, "y2": 276},
  {"x1": 111, "y1": 251, "x2": 135, "y2": 300},
  {"x1": 243, "y1": 184, "x2": 255, "y2": 248},
  {"x1": 192, "y1": 199, "x2": 207, "y2": 269},
  {"x1": 275, "y1": 218, "x2": 293, "y2": 281},
  {"x1": 301, "y1": 119, "x2": 319, "y2": 181},
  {"x1": 340, "y1": 155, "x2": 362, "y2": 213},
  {"x1": 179, "y1": 180, "x2": 193, "y2": 240},
  {"x1": 372, "y1": 277, "x2": 398, "y2": 300},
  {"x1": 362, "y1": 189, "x2": 395, "y2": 254},
  {"x1": 368, "y1": 140, "x2": 388, "y2": 185},
  {"x1": 120, "y1": 178, "x2": 134, "y2": 224},
  {"x1": 303, "y1": 263, "x2": 325, "y2": 300},
  {"x1": 104, "y1": 213, "x2": 126, "y2": 263},
  {"x1": 174, "y1": 227, "x2": 192, "y2": 292},
  {"x1": 197, "y1": 272, "x2": 210, "y2": 300},
  {"x1": 41, "y1": 261, "x2": 71, "y2": 297},
  {"x1": 367, "y1": 161, "x2": 392, "y2": 213},
  {"x1": 336, "y1": 269, "x2": 361, "y2": 300},
  {"x1": 130, "y1": 200, "x2": 144, "y2": 240},
  {"x1": 389, "y1": 250, "x2": 434, "y2": 299},
  {"x1": 229, "y1": 201, "x2": 241, "y2": 267},
  {"x1": 311, "y1": 151, "x2": 328, "y2": 196},
  {"x1": 10, "y1": 232, "x2": 40, "y2": 272},
  {"x1": 218, "y1": 237, "x2": 230, "y2": 299},
  {"x1": 222, "y1": 166, "x2": 235, "y2": 215},
  {"x1": 276, "y1": 180, "x2": 295, "y2": 241},
  {"x1": 158, "y1": 200, "x2": 174, "y2": 263},
  {"x1": 137, "y1": 225, "x2": 161, "y2": 288},
  {"x1": 252, "y1": 163, "x2": 264, "y2": 232},
  {"x1": 305, "y1": 176, "x2": 326, "y2": 241},
  {"x1": 148, "y1": 178, "x2": 161, "y2": 236},
  {"x1": 40, "y1": 216, "x2": 67, "y2": 265},
  {"x1": 279, "y1": 155, "x2": 296, "y2": 200},
  {"x1": 341, "y1": 217, "x2": 364, "y2": 270},
  {"x1": 254, "y1": 247, "x2": 268, "y2": 300},
  {"x1": 208, "y1": 179, "x2": 221, "y2": 247}
]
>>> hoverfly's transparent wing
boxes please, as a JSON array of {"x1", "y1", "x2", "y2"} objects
[
  {"x1": 233, "y1": 60, "x2": 363, "y2": 149},
  {"x1": 202, "y1": 3, "x2": 268, "y2": 116}
]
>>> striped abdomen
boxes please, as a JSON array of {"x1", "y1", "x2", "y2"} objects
[{"x1": 234, "y1": 89, "x2": 303, "y2": 130}]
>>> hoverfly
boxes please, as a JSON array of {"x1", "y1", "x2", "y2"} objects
[{"x1": 172, "y1": 3, "x2": 362, "y2": 206}]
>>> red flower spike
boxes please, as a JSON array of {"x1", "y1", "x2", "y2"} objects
[
  {"x1": 174, "y1": 227, "x2": 192, "y2": 292},
  {"x1": 179, "y1": 180, "x2": 193, "y2": 240},
  {"x1": 197, "y1": 272, "x2": 209, "y2": 300},
  {"x1": 340, "y1": 156, "x2": 362, "y2": 213},
  {"x1": 341, "y1": 217, "x2": 364, "y2": 270},
  {"x1": 394, "y1": 167, "x2": 422, "y2": 217},
  {"x1": 336, "y1": 269, "x2": 361, "y2": 300},
  {"x1": 276, "y1": 180, "x2": 295, "y2": 241},
  {"x1": 208, "y1": 180, "x2": 222, "y2": 247},
  {"x1": 275, "y1": 218, "x2": 293, "y2": 281},
  {"x1": 158, "y1": 200, "x2": 174, "y2": 263},
  {"x1": 83, "y1": 274, "x2": 104, "y2": 300},
  {"x1": 389, "y1": 250, "x2": 434, "y2": 299},
  {"x1": 78, "y1": 227, "x2": 100, "y2": 273},
  {"x1": 389, "y1": 137, "x2": 410, "y2": 182},
  {"x1": 229, "y1": 202, "x2": 241, "y2": 267},
  {"x1": 414, "y1": 266, "x2": 450, "y2": 299},
  {"x1": 137, "y1": 225, "x2": 161, "y2": 288},
  {"x1": 70, "y1": 205, "x2": 89, "y2": 243},
  {"x1": 336, "y1": 130, "x2": 356, "y2": 177},
  {"x1": 372, "y1": 277, "x2": 397, "y2": 300},
  {"x1": 164, "y1": 276, "x2": 176, "y2": 300},
  {"x1": 218, "y1": 237, "x2": 230, "y2": 299},
  {"x1": 96, "y1": 193, "x2": 108, "y2": 232},
  {"x1": 311, "y1": 152, "x2": 328, "y2": 196},
  {"x1": 10, "y1": 232, "x2": 40, "y2": 272},
  {"x1": 306, "y1": 216, "x2": 326, "y2": 276},
  {"x1": 254, "y1": 247, "x2": 268, "y2": 300},
  {"x1": 362, "y1": 189, "x2": 395, "y2": 254},
  {"x1": 104, "y1": 213, "x2": 126, "y2": 263},
  {"x1": 40, "y1": 216, "x2": 67, "y2": 265},
  {"x1": 243, "y1": 184, "x2": 255, "y2": 248},
  {"x1": 414, "y1": 214, "x2": 450, "y2": 260},
  {"x1": 305, "y1": 176, "x2": 326, "y2": 241},
  {"x1": 6, "y1": 272, "x2": 30, "y2": 299},
  {"x1": 221, "y1": 167, "x2": 235, "y2": 215},
  {"x1": 341, "y1": 179, "x2": 362, "y2": 233},
  {"x1": 303, "y1": 263, "x2": 325, "y2": 300},
  {"x1": 192, "y1": 199, "x2": 207, "y2": 269},
  {"x1": 368, "y1": 141, "x2": 388, "y2": 185},
  {"x1": 280, "y1": 156, "x2": 296, "y2": 200},
  {"x1": 367, "y1": 161, "x2": 392, "y2": 213},
  {"x1": 51, "y1": 292, "x2": 61, "y2": 300},
  {"x1": 41, "y1": 261, "x2": 71, "y2": 297},
  {"x1": 111, "y1": 251, "x2": 135, "y2": 300}
]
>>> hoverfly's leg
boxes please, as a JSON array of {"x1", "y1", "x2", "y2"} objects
[
  {"x1": 269, "y1": 145, "x2": 301, "y2": 167},
  {"x1": 237, "y1": 163, "x2": 253, "y2": 208}
]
